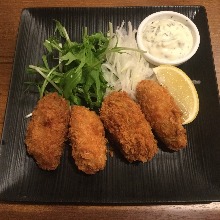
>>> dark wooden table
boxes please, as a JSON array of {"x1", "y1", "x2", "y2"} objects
[{"x1": 0, "y1": 0, "x2": 220, "y2": 219}]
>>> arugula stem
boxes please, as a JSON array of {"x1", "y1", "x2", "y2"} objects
[
  {"x1": 29, "y1": 65, "x2": 62, "y2": 97},
  {"x1": 40, "y1": 66, "x2": 59, "y2": 98}
]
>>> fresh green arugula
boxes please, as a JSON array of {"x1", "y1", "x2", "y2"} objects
[{"x1": 28, "y1": 20, "x2": 111, "y2": 109}]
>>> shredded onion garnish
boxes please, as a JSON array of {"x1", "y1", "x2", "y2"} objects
[
  {"x1": 25, "y1": 113, "x2": 33, "y2": 118},
  {"x1": 102, "y1": 21, "x2": 154, "y2": 100}
]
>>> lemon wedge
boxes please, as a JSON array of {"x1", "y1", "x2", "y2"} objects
[{"x1": 153, "y1": 65, "x2": 199, "y2": 125}]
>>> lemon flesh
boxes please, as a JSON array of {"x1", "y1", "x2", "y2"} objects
[{"x1": 153, "y1": 65, "x2": 199, "y2": 125}]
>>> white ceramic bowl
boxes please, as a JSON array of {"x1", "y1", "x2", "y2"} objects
[{"x1": 137, "y1": 11, "x2": 200, "y2": 66}]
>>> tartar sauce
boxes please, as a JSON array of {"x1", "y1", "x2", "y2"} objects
[{"x1": 142, "y1": 18, "x2": 193, "y2": 61}]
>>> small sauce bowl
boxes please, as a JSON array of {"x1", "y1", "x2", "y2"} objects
[{"x1": 137, "y1": 11, "x2": 200, "y2": 66}]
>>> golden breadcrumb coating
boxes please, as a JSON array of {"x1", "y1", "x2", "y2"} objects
[
  {"x1": 69, "y1": 106, "x2": 107, "y2": 174},
  {"x1": 136, "y1": 80, "x2": 187, "y2": 151},
  {"x1": 25, "y1": 93, "x2": 70, "y2": 170},
  {"x1": 100, "y1": 91, "x2": 158, "y2": 162}
]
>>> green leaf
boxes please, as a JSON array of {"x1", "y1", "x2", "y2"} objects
[
  {"x1": 42, "y1": 55, "x2": 50, "y2": 69},
  {"x1": 83, "y1": 74, "x2": 95, "y2": 105},
  {"x1": 43, "y1": 37, "x2": 63, "y2": 53},
  {"x1": 54, "y1": 20, "x2": 70, "y2": 40},
  {"x1": 70, "y1": 94, "x2": 82, "y2": 105},
  {"x1": 61, "y1": 52, "x2": 77, "y2": 65},
  {"x1": 90, "y1": 69, "x2": 102, "y2": 105},
  {"x1": 43, "y1": 40, "x2": 53, "y2": 53},
  {"x1": 63, "y1": 69, "x2": 82, "y2": 99}
]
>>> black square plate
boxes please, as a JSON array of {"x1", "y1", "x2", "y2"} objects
[{"x1": 1, "y1": 6, "x2": 220, "y2": 204}]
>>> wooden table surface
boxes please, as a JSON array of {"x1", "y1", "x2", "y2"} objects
[{"x1": 0, "y1": 0, "x2": 220, "y2": 219}]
